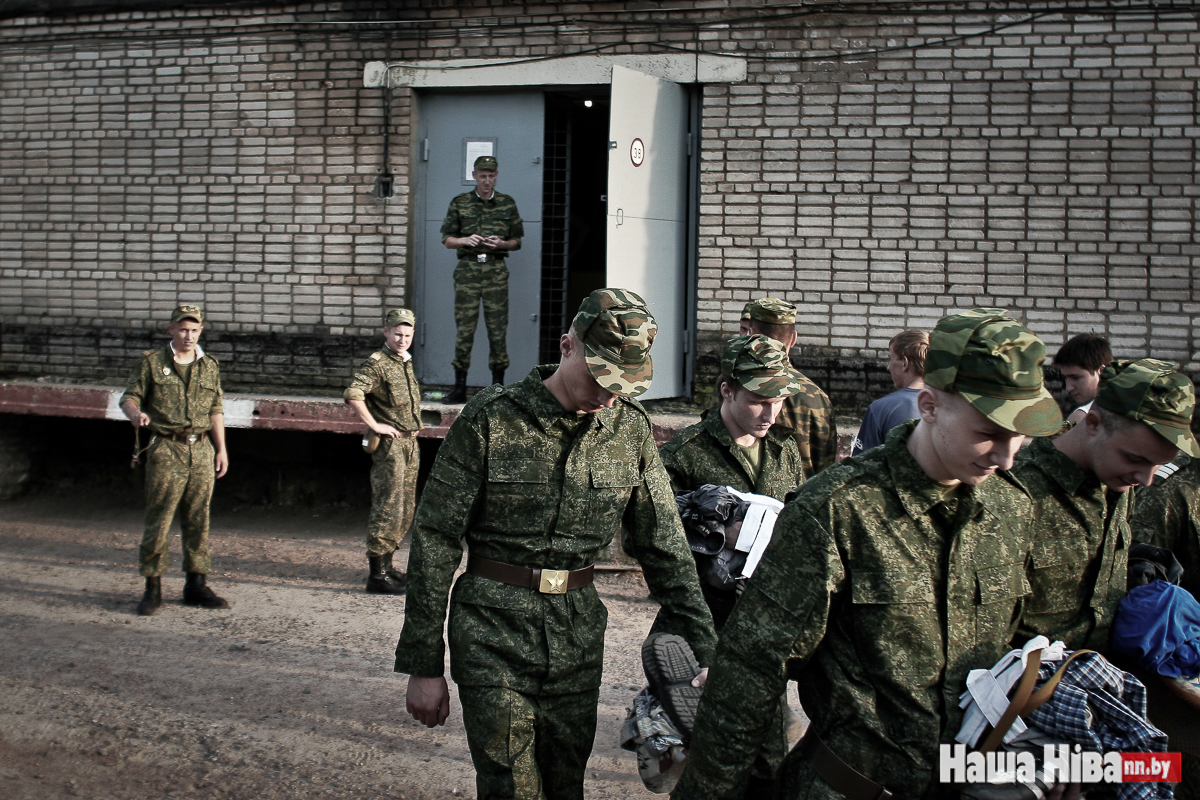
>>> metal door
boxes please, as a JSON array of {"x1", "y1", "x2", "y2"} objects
[
  {"x1": 606, "y1": 66, "x2": 689, "y2": 399},
  {"x1": 414, "y1": 91, "x2": 544, "y2": 387}
]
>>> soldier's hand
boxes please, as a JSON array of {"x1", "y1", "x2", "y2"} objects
[
  {"x1": 692, "y1": 667, "x2": 709, "y2": 688},
  {"x1": 482, "y1": 235, "x2": 502, "y2": 249},
  {"x1": 374, "y1": 424, "x2": 401, "y2": 439},
  {"x1": 131, "y1": 412, "x2": 151, "y2": 427},
  {"x1": 407, "y1": 676, "x2": 451, "y2": 728},
  {"x1": 214, "y1": 450, "x2": 229, "y2": 478},
  {"x1": 464, "y1": 234, "x2": 484, "y2": 248}
]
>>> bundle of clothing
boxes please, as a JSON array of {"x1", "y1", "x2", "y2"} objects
[{"x1": 674, "y1": 484, "x2": 784, "y2": 591}]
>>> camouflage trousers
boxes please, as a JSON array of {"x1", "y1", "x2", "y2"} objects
[
  {"x1": 452, "y1": 259, "x2": 509, "y2": 372},
  {"x1": 458, "y1": 683, "x2": 600, "y2": 800},
  {"x1": 140, "y1": 434, "x2": 215, "y2": 577},
  {"x1": 367, "y1": 434, "x2": 419, "y2": 556}
]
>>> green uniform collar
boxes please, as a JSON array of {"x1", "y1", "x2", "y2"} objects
[
  {"x1": 1026, "y1": 434, "x2": 1096, "y2": 496},
  {"x1": 512, "y1": 365, "x2": 620, "y2": 434},
  {"x1": 884, "y1": 419, "x2": 992, "y2": 518}
]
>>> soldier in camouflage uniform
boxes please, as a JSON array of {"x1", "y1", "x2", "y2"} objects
[
  {"x1": 708, "y1": 298, "x2": 837, "y2": 479},
  {"x1": 673, "y1": 309, "x2": 1064, "y2": 800},
  {"x1": 661, "y1": 334, "x2": 807, "y2": 797},
  {"x1": 441, "y1": 154, "x2": 524, "y2": 403},
  {"x1": 1013, "y1": 359, "x2": 1196, "y2": 651},
  {"x1": 119, "y1": 304, "x2": 230, "y2": 616},
  {"x1": 395, "y1": 288, "x2": 716, "y2": 800},
  {"x1": 345, "y1": 308, "x2": 424, "y2": 595}
]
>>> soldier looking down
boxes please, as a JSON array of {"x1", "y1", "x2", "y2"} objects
[
  {"x1": 441, "y1": 154, "x2": 524, "y2": 403},
  {"x1": 395, "y1": 288, "x2": 716, "y2": 800}
]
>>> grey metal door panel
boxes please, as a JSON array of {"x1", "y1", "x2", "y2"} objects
[{"x1": 415, "y1": 90, "x2": 544, "y2": 387}]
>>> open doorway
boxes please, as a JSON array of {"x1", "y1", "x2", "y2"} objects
[{"x1": 538, "y1": 90, "x2": 611, "y2": 363}]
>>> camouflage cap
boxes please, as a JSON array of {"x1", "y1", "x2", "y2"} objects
[
  {"x1": 924, "y1": 308, "x2": 1063, "y2": 436},
  {"x1": 474, "y1": 155, "x2": 498, "y2": 171},
  {"x1": 741, "y1": 297, "x2": 797, "y2": 326},
  {"x1": 170, "y1": 304, "x2": 204, "y2": 324},
  {"x1": 721, "y1": 335, "x2": 807, "y2": 399},
  {"x1": 1093, "y1": 358, "x2": 1199, "y2": 457},
  {"x1": 571, "y1": 287, "x2": 657, "y2": 398},
  {"x1": 385, "y1": 308, "x2": 416, "y2": 327}
]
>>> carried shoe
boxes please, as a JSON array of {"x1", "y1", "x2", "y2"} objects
[
  {"x1": 444, "y1": 369, "x2": 468, "y2": 404},
  {"x1": 382, "y1": 551, "x2": 407, "y2": 590},
  {"x1": 641, "y1": 633, "x2": 703, "y2": 741},
  {"x1": 183, "y1": 572, "x2": 231, "y2": 609},
  {"x1": 136, "y1": 576, "x2": 162, "y2": 616},
  {"x1": 366, "y1": 555, "x2": 405, "y2": 595}
]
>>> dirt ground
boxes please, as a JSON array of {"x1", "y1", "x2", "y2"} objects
[{"x1": 1, "y1": 487, "x2": 801, "y2": 800}]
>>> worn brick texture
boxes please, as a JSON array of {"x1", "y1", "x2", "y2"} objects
[{"x1": 2, "y1": 1, "x2": 1198, "y2": 402}]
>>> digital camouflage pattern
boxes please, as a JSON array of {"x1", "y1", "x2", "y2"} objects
[
  {"x1": 721, "y1": 335, "x2": 807, "y2": 399},
  {"x1": 394, "y1": 366, "x2": 715, "y2": 798},
  {"x1": 1133, "y1": 455, "x2": 1200, "y2": 598},
  {"x1": 345, "y1": 346, "x2": 423, "y2": 556},
  {"x1": 121, "y1": 345, "x2": 224, "y2": 577},
  {"x1": 672, "y1": 421, "x2": 1036, "y2": 800},
  {"x1": 1094, "y1": 358, "x2": 1200, "y2": 457},
  {"x1": 459, "y1": 684, "x2": 598, "y2": 800},
  {"x1": 741, "y1": 297, "x2": 797, "y2": 326},
  {"x1": 442, "y1": 189, "x2": 523, "y2": 373},
  {"x1": 662, "y1": 414, "x2": 803, "y2": 505},
  {"x1": 924, "y1": 308, "x2": 1063, "y2": 437},
  {"x1": 708, "y1": 375, "x2": 837, "y2": 480},
  {"x1": 1011, "y1": 435, "x2": 1130, "y2": 650},
  {"x1": 572, "y1": 288, "x2": 657, "y2": 398}
]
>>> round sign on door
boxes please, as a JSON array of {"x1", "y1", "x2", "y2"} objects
[{"x1": 630, "y1": 138, "x2": 645, "y2": 167}]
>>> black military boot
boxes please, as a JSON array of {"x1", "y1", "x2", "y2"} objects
[
  {"x1": 183, "y1": 572, "x2": 231, "y2": 609},
  {"x1": 366, "y1": 556, "x2": 405, "y2": 595},
  {"x1": 382, "y1": 551, "x2": 407, "y2": 589},
  {"x1": 491, "y1": 368, "x2": 505, "y2": 386},
  {"x1": 444, "y1": 369, "x2": 468, "y2": 404},
  {"x1": 136, "y1": 576, "x2": 162, "y2": 616}
]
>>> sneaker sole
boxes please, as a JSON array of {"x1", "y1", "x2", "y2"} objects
[{"x1": 641, "y1": 633, "x2": 702, "y2": 740}]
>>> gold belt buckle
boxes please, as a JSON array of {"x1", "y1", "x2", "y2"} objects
[{"x1": 538, "y1": 569, "x2": 569, "y2": 594}]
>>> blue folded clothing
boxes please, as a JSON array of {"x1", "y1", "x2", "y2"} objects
[{"x1": 1112, "y1": 580, "x2": 1200, "y2": 679}]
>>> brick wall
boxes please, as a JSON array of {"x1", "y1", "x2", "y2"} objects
[{"x1": 2, "y1": 1, "x2": 1198, "y2": 400}]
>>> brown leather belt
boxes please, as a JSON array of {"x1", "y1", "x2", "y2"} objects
[
  {"x1": 466, "y1": 555, "x2": 594, "y2": 595},
  {"x1": 798, "y1": 733, "x2": 893, "y2": 800},
  {"x1": 159, "y1": 431, "x2": 208, "y2": 445},
  {"x1": 463, "y1": 253, "x2": 505, "y2": 263}
]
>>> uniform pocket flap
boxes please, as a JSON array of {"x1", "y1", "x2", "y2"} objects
[
  {"x1": 975, "y1": 562, "x2": 1031, "y2": 604},
  {"x1": 488, "y1": 459, "x2": 553, "y2": 484},
  {"x1": 851, "y1": 569, "x2": 934, "y2": 605},
  {"x1": 452, "y1": 574, "x2": 532, "y2": 610},
  {"x1": 590, "y1": 463, "x2": 641, "y2": 488}
]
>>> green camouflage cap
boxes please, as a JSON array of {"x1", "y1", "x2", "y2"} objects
[
  {"x1": 924, "y1": 308, "x2": 1062, "y2": 437},
  {"x1": 385, "y1": 308, "x2": 416, "y2": 327},
  {"x1": 571, "y1": 287, "x2": 656, "y2": 398},
  {"x1": 1094, "y1": 358, "x2": 1199, "y2": 457},
  {"x1": 170, "y1": 304, "x2": 204, "y2": 324},
  {"x1": 721, "y1": 335, "x2": 807, "y2": 399},
  {"x1": 741, "y1": 297, "x2": 797, "y2": 326},
  {"x1": 474, "y1": 155, "x2": 498, "y2": 171}
]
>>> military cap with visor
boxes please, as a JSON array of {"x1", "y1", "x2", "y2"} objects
[
  {"x1": 474, "y1": 155, "x2": 498, "y2": 171},
  {"x1": 571, "y1": 288, "x2": 657, "y2": 398},
  {"x1": 1093, "y1": 358, "x2": 1200, "y2": 457},
  {"x1": 721, "y1": 335, "x2": 807, "y2": 399},
  {"x1": 741, "y1": 297, "x2": 797, "y2": 326},
  {"x1": 923, "y1": 307, "x2": 1063, "y2": 437},
  {"x1": 386, "y1": 308, "x2": 416, "y2": 327},
  {"x1": 170, "y1": 304, "x2": 204, "y2": 324}
]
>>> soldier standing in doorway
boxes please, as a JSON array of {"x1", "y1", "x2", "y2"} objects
[{"x1": 441, "y1": 154, "x2": 524, "y2": 403}]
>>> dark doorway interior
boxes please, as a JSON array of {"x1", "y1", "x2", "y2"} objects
[{"x1": 539, "y1": 90, "x2": 611, "y2": 363}]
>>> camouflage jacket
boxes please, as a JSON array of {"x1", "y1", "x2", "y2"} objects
[
  {"x1": 120, "y1": 345, "x2": 224, "y2": 435},
  {"x1": 394, "y1": 366, "x2": 716, "y2": 695},
  {"x1": 1010, "y1": 435, "x2": 1129, "y2": 651},
  {"x1": 440, "y1": 190, "x2": 524, "y2": 260},
  {"x1": 1132, "y1": 455, "x2": 1200, "y2": 598},
  {"x1": 343, "y1": 348, "x2": 422, "y2": 432},
  {"x1": 673, "y1": 421, "x2": 1035, "y2": 800},
  {"x1": 707, "y1": 370, "x2": 837, "y2": 480},
  {"x1": 660, "y1": 413, "x2": 803, "y2": 502}
]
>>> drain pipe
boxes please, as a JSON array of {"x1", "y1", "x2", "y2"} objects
[{"x1": 374, "y1": 86, "x2": 394, "y2": 200}]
